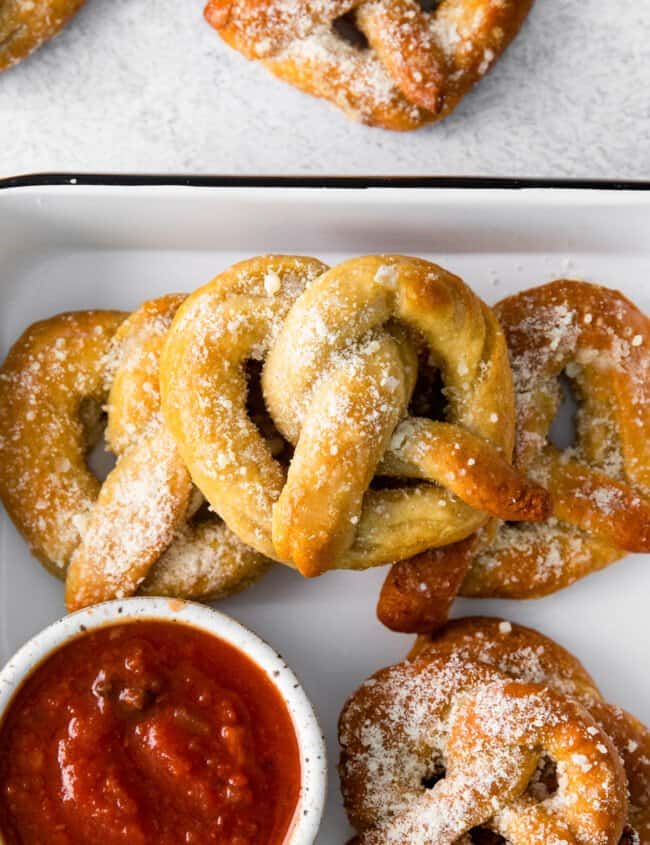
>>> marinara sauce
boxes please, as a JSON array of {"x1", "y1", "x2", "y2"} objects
[{"x1": 0, "y1": 620, "x2": 301, "y2": 845}]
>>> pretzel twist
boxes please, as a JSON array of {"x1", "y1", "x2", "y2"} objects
[
  {"x1": 0, "y1": 311, "x2": 127, "y2": 575},
  {"x1": 0, "y1": 0, "x2": 86, "y2": 72},
  {"x1": 339, "y1": 650, "x2": 628, "y2": 844},
  {"x1": 64, "y1": 296, "x2": 271, "y2": 610},
  {"x1": 379, "y1": 280, "x2": 650, "y2": 630},
  {"x1": 204, "y1": 0, "x2": 534, "y2": 130},
  {"x1": 462, "y1": 280, "x2": 650, "y2": 598},
  {"x1": 160, "y1": 255, "x2": 548, "y2": 577},
  {"x1": 0, "y1": 304, "x2": 269, "y2": 609},
  {"x1": 411, "y1": 618, "x2": 650, "y2": 843}
]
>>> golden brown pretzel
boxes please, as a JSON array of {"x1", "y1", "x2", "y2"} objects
[
  {"x1": 0, "y1": 310, "x2": 127, "y2": 575},
  {"x1": 0, "y1": 304, "x2": 269, "y2": 607},
  {"x1": 462, "y1": 280, "x2": 650, "y2": 598},
  {"x1": 377, "y1": 534, "x2": 479, "y2": 633},
  {"x1": 64, "y1": 296, "x2": 270, "y2": 610},
  {"x1": 204, "y1": 0, "x2": 534, "y2": 130},
  {"x1": 379, "y1": 280, "x2": 650, "y2": 630},
  {"x1": 0, "y1": 0, "x2": 85, "y2": 72},
  {"x1": 160, "y1": 254, "x2": 548, "y2": 577},
  {"x1": 411, "y1": 618, "x2": 650, "y2": 843},
  {"x1": 339, "y1": 649, "x2": 628, "y2": 844}
]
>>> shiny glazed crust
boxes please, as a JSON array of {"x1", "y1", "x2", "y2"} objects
[{"x1": 204, "y1": 0, "x2": 534, "y2": 130}]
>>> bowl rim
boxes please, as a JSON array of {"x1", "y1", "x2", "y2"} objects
[{"x1": 0, "y1": 596, "x2": 327, "y2": 845}]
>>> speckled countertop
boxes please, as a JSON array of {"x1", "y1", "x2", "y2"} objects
[{"x1": 1, "y1": 0, "x2": 649, "y2": 179}]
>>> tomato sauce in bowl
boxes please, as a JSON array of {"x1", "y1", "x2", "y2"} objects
[{"x1": 0, "y1": 620, "x2": 301, "y2": 845}]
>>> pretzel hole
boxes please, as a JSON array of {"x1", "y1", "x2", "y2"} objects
[
  {"x1": 80, "y1": 398, "x2": 116, "y2": 482},
  {"x1": 547, "y1": 372, "x2": 578, "y2": 450},
  {"x1": 409, "y1": 355, "x2": 447, "y2": 421},
  {"x1": 332, "y1": 12, "x2": 369, "y2": 50},
  {"x1": 188, "y1": 498, "x2": 213, "y2": 525},
  {"x1": 421, "y1": 757, "x2": 446, "y2": 789},
  {"x1": 372, "y1": 476, "x2": 424, "y2": 491},
  {"x1": 467, "y1": 831, "x2": 506, "y2": 845},
  {"x1": 246, "y1": 361, "x2": 293, "y2": 465},
  {"x1": 415, "y1": 0, "x2": 442, "y2": 11},
  {"x1": 528, "y1": 755, "x2": 559, "y2": 800},
  {"x1": 86, "y1": 437, "x2": 117, "y2": 481},
  {"x1": 372, "y1": 355, "x2": 446, "y2": 491}
]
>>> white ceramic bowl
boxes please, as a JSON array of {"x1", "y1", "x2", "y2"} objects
[{"x1": 0, "y1": 597, "x2": 327, "y2": 845}]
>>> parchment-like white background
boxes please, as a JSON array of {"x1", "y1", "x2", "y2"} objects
[{"x1": 1, "y1": 0, "x2": 649, "y2": 178}]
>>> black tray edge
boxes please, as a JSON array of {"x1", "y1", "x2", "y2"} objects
[{"x1": 1, "y1": 174, "x2": 649, "y2": 191}]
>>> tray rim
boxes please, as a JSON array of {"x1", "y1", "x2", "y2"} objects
[
  {"x1": 1, "y1": 173, "x2": 650, "y2": 191},
  {"x1": 2, "y1": 168, "x2": 650, "y2": 845}
]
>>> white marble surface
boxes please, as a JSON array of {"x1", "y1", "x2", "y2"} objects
[{"x1": 1, "y1": 0, "x2": 649, "y2": 179}]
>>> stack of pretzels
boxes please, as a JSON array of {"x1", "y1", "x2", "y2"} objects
[{"x1": 0, "y1": 255, "x2": 648, "y2": 621}]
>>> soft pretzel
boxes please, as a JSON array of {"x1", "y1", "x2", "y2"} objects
[
  {"x1": 0, "y1": 310, "x2": 127, "y2": 575},
  {"x1": 204, "y1": 0, "x2": 534, "y2": 130},
  {"x1": 380, "y1": 280, "x2": 650, "y2": 629},
  {"x1": 160, "y1": 254, "x2": 549, "y2": 577},
  {"x1": 462, "y1": 280, "x2": 650, "y2": 598},
  {"x1": 0, "y1": 304, "x2": 269, "y2": 607},
  {"x1": 411, "y1": 618, "x2": 650, "y2": 843},
  {"x1": 339, "y1": 650, "x2": 628, "y2": 844},
  {"x1": 64, "y1": 296, "x2": 270, "y2": 610},
  {"x1": 0, "y1": 0, "x2": 85, "y2": 72}
]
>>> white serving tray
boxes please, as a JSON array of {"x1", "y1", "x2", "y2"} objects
[{"x1": 1, "y1": 179, "x2": 649, "y2": 844}]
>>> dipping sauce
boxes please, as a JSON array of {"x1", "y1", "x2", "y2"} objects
[{"x1": 0, "y1": 620, "x2": 301, "y2": 845}]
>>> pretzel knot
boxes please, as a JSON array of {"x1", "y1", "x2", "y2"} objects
[
  {"x1": 66, "y1": 295, "x2": 271, "y2": 610},
  {"x1": 410, "y1": 618, "x2": 650, "y2": 843},
  {"x1": 339, "y1": 652, "x2": 628, "y2": 844},
  {"x1": 0, "y1": 302, "x2": 269, "y2": 611},
  {"x1": 379, "y1": 279, "x2": 650, "y2": 629},
  {"x1": 160, "y1": 254, "x2": 548, "y2": 578},
  {"x1": 0, "y1": 310, "x2": 127, "y2": 575},
  {"x1": 205, "y1": 0, "x2": 534, "y2": 130},
  {"x1": 462, "y1": 279, "x2": 650, "y2": 598}
]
